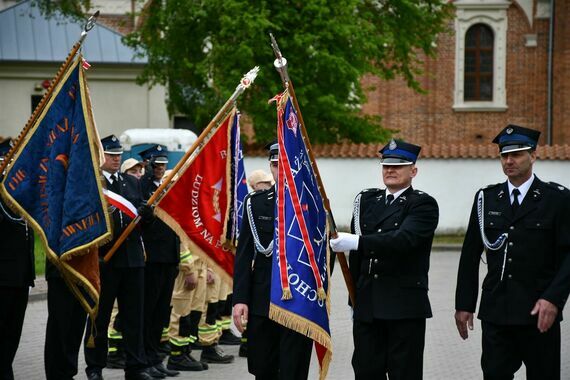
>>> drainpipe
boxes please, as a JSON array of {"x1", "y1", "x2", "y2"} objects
[{"x1": 546, "y1": 0, "x2": 555, "y2": 145}]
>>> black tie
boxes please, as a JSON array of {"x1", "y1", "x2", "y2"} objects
[
  {"x1": 109, "y1": 174, "x2": 119, "y2": 192},
  {"x1": 512, "y1": 188, "x2": 520, "y2": 212},
  {"x1": 386, "y1": 194, "x2": 394, "y2": 205}
]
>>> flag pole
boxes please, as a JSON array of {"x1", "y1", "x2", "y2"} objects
[
  {"x1": 269, "y1": 34, "x2": 356, "y2": 306},
  {"x1": 0, "y1": 11, "x2": 99, "y2": 174},
  {"x1": 103, "y1": 66, "x2": 260, "y2": 263}
]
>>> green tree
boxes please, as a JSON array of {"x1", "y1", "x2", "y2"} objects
[{"x1": 35, "y1": 0, "x2": 454, "y2": 144}]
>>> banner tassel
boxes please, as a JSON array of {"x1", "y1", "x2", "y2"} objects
[
  {"x1": 86, "y1": 322, "x2": 96, "y2": 348},
  {"x1": 317, "y1": 286, "x2": 326, "y2": 301},
  {"x1": 281, "y1": 287, "x2": 292, "y2": 300}
]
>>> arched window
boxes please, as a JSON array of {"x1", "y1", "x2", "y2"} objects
[{"x1": 464, "y1": 24, "x2": 494, "y2": 101}]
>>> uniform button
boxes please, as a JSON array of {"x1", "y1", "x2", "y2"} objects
[
  {"x1": 509, "y1": 226, "x2": 514, "y2": 230},
  {"x1": 374, "y1": 259, "x2": 379, "y2": 264},
  {"x1": 394, "y1": 222, "x2": 398, "y2": 226},
  {"x1": 508, "y1": 242, "x2": 513, "y2": 247},
  {"x1": 370, "y1": 251, "x2": 375, "y2": 255},
  {"x1": 363, "y1": 224, "x2": 367, "y2": 228},
  {"x1": 536, "y1": 223, "x2": 541, "y2": 227},
  {"x1": 508, "y1": 274, "x2": 513, "y2": 279},
  {"x1": 416, "y1": 281, "x2": 421, "y2": 285},
  {"x1": 507, "y1": 258, "x2": 512, "y2": 263},
  {"x1": 373, "y1": 274, "x2": 378, "y2": 279},
  {"x1": 490, "y1": 222, "x2": 494, "y2": 226},
  {"x1": 377, "y1": 228, "x2": 382, "y2": 232}
]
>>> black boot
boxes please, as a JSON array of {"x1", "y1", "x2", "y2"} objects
[
  {"x1": 200, "y1": 344, "x2": 234, "y2": 364},
  {"x1": 167, "y1": 349, "x2": 206, "y2": 371},
  {"x1": 219, "y1": 329, "x2": 241, "y2": 345}
]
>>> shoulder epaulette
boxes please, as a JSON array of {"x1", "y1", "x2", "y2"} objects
[
  {"x1": 247, "y1": 188, "x2": 270, "y2": 200},
  {"x1": 546, "y1": 182, "x2": 570, "y2": 192},
  {"x1": 359, "y1": 187, "x2": 382, "y2": 195},
  {"x1": 481, "y1": 183, "x2": 502, "y2": 191},
  {"x1": 412, "y1": 189, "x2": 428, "y2": 196}
]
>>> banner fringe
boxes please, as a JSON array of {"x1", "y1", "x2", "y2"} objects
[
  {"x1": 269, "y1": 304, "x2": 332, "y2": 350},
  {"x1": 155, "y1": 207, "x2": 234, "y2": 286}
]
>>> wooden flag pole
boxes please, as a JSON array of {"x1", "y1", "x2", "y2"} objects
[
  {"x1": 269, "y1": 34, "x2": 356, "y2": 306},
  {"x1": 103, "y1": 66, "x2": 260, "y2": 263},
  {"x1": 0, "y1": 11, "x2": 99, "y2": 174}
]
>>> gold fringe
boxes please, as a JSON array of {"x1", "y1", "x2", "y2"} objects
[
  {"x1": 281, "y1": 287, "x2": 292, "y2": 300},
  {"x1": 269, "y1": 304, "x2": 332, "y2": 350},
  {"x1": 155, "y1": 206, "x2": 234, "y2": 286},
  {"x1": 317, "y1": 286, "x2": 326, "y2": 301},
  {"x1": 269, "y1": 304, "x2": 332, "y2": 379}
]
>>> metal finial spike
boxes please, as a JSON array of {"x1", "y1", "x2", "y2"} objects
[
  {"x1": 80, "y1": 10, "x2": 99, "y2": 41},
  {"x1": 239, "y1": 66, "x2": 260, "y2": 90},
  {"x1": 85, "y1": 10, "x2": 99, "y2": 32}
]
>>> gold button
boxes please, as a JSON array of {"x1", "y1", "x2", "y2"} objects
[
  {"x1": 374, "y1": 259, "x2": 378, "y2": 264},
  {"x1": 374, "y1": 274, "x2": 378, "y2": 279}
]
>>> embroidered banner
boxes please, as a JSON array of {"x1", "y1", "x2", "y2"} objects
[
  {"x1": 270, "y1": 91, "x2": 332, "y2": 379},
  {"x1": 0, "y1": 56, "x2": 111, "y2": 321}
]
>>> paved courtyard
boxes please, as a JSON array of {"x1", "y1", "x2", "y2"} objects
[{"x1": 14, "y1": 249, "x2": 570, "y2": 379}]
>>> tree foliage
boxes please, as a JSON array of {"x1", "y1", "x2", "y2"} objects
[{"x1": 35, "y1": 0, "x2": 454, "y2": 144}]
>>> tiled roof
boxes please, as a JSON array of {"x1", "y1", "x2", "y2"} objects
[
  {"x1": 0, "y1": 0, "x2": 146, "y2": 64},
  {"x1": 244, "y1": 143, "x2": 570, "y2": 160}
]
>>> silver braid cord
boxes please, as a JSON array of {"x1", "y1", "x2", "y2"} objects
[
  {"x1": 477, "y1": 190, "x2": 508, "y2": 250},
  {"x1": 353, "y1": 193, "x2": 363, "y2": 236},
  {"x1": 246, "y1": 196, "x2": 273, "y2": 257},
  {"x1": 477, "y1": 190, "x2": 509, "y2": 281}
]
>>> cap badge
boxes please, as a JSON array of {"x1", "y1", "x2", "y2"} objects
[
  {"x1": 506, "y1": 127, "x2": 513, "y2": 135},
  {"x1": 111, "y1": 136, "x2": 117, "y2": 141},
  {"x1": 157, "y1": 146, "x2": 162, "y2": 151},
  {"x1": 389, "y1": 139, "x2": 397, "y2": 150}
]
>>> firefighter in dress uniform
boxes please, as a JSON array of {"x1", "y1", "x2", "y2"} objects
[
  {"x1": 0, "y1": 139, "x2": 35, "y2": 380},
  {"x1": 139, "y1": 145, "x2": 181, "y2": 378},
  {"x1": 455, "y1": 125, "x2": 570, "y2": 380},
  {"x1": 84, "y1": 135, "x2": 154, "y2": 380},
  {"x1": 330, "y1": 139, "x2": 439, "y2": 380}
]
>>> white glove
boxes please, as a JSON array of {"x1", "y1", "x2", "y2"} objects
[{"x1": 330, "y1": 232, "x2": 360, "y2": 252}]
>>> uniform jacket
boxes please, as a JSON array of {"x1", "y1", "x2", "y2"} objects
[
  {"x1": 349, "y1": 186, "x2": 439, "y2": 322},
  {"x1": 233, "y1": 188, "x2": 275, "y2": 317},
  {"x1": 140, "y1": 177, "x2": 180, "y2": 265},
  {"x1": 455, "y1": 176, "x2": 570, "y2": 325},
  {"x1": 100, "y1": 173, "x2": 146, "y2": 268},
  {"x1": 0, "y1": 199, "x2": 35, "y2": 287}
]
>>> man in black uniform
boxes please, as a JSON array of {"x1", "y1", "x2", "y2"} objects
[
  {"x1": 84, "y1": 135, "x2": 154, "y2": 380},
  {"x1": 0, "y1": 139, "x2": 35, "y2": 380},
  {"x1": 139, "y1": 146, "x2": 180, "y2": 378},
  {"x1": 233, "y1": 142, "x2": 313, "y2": 379},
  {"x1": 330, "y1": 139, "x2": 439, "y2": 380},
  {"x1": 455, "y1": 125, "x2": 570, "y2": 380}
]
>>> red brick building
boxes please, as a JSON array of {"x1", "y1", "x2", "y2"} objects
[{"x1": 362, "y1": 0, "x2": 569, "y2": 148}]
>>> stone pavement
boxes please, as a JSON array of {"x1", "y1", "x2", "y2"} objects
[{"x1": 15, "y1": 250, "x2": 570, "y2": 379}]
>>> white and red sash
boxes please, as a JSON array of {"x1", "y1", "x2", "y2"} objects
[{"x1": 103, "y1": 188, "x2": 138, "y2": 219}]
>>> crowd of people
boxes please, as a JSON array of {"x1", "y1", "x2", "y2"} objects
[{"x1": 1, "y1": 123, "x2": 569, "y2": 380}]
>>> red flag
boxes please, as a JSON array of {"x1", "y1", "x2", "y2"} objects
[{"x1": 155, "y1": 109, "x2": 235, "y2": 283}]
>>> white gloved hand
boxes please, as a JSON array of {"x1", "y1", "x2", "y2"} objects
[{"x1": 330, "y1": 232, "x2": 360, "y2": 252}]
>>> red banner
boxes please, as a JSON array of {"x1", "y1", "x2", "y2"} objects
[{"x1": 156, "y1": 110, "x2": 235, "y2": 282}]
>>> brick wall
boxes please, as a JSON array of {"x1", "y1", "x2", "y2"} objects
[
  {"x1": 362, "y1": 0, "x2": 569, "y2": 146},
  {"x1": 552, "y1": 0, "x2": 570, "y2": 144}
]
